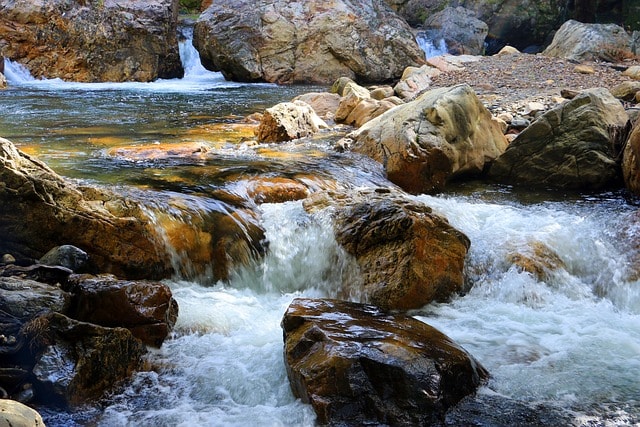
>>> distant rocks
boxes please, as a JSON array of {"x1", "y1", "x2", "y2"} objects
[
  {"x1": 193, "y1": 0, "x2": 425, "y2": 84},
  {"x1": 423, "y1": 6, "x2": 488, "y2": 55},
  {"x1": 0, "y1": 0, "x2": 183, "y2": 82}
]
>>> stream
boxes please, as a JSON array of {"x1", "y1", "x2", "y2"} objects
[{"x1": 2, "y1": 32, "x2": 640, "y2": 426}]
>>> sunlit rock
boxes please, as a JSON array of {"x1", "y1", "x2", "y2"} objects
[
  {"x1": 256, "y1": 100, "x2": 328, "y2": 143},
  {"x1": 344, "y1": 84, "x2": 507, "y2": 194},
  {"x1": 193, "y1": 0, "x2": 425, "y2": 84},
  {"x1": 282, "y1": 298, "x2": 489, "y2": 426},
  {"x1": 304, "y1": 188, "x2": 470, "y2": 310},
  {"x1": 0, "y1": 0, "x2": 183, "y2": 82},
  {"x1": 0, "y1": 399, "x2": 45, "y2": 427},
  {"x1": 490, "y1": 88, "x2": 629, "y2": 189},
  {"x1": 245, "y1": 177, "x2": 310, "y2": 203},
  {"x1": 63, "y1": 274, "x2": 178, "y2": 347}
]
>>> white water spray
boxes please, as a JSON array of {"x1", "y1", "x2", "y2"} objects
[{"x1": 415, "y1": 31, "x2": 448, "y2": 59}]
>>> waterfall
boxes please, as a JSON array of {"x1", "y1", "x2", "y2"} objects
[
  {"x1": 415, "y1": 31, "x2": 448, "y2": 59},
  {"x1": 3, "y1": 58, "x2": 36, "y2": 84}
]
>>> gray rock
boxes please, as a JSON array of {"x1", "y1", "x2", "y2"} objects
[
  {"x1": 39, "y1": 245, "x2": 88, "y2": 271},
  {"x1": 0, "y1": 399, "x2": 45, "y2": 427},
  {"x1": 424, "y1": 6, "x2": 488, "y2": 55},
  {"x1": 543, "y1": 20, "x2": 632, "y2": 62}
]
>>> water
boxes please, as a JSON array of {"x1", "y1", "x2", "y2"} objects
[
  {"x1": 416, "y1": 31, "x2": 448, "y2": 59},
  {"x1": 3, "y1": 32, "x2": 640, "y2": 427}
]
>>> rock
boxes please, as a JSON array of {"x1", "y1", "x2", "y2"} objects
[
  {"x1": 506, "y1": 240, "x2": 566, "y2": 281},
  {"x1": 423, "y1": 7, "x2": 488, "y2": 55},
  {"x1": 334, "y1": 82, "x2": 371, "y2": 123},
  {"x1": 543, "y1": 20, "x2": 633, "y2": 63},
  {"x1": 369, "y1": 85, "x2": 395, "y2": 100},
  {"x1": 245, "y1": 177, "x2": 310, "y2": 203},
  {"x1": 303, "y1": 188, "x2": 470, "y2": 310},
  {"x1": 256, "y1": 100, "x2": 328, "y2": 143},
  {"x1": 623, "y1": 65, "x2": 640, "y2": 80},
  {"x1": 0, "y1": 399, "x2": 45, "y2": 427},
  {"x1": 1, "y1": 255, "x2": 15, "y2": 265},
  {"x1": 38, "y1": 245, "x2": 88, "y2": 272},
  {"x1": 0, "y1": 0, "x2": 182, "y2": 82},
  {"x1": 345, "y1": 84, "x2": 508, "y2": 194},
  {"x1": 193, "y1": 0, "x2": 425, "y2": 84},
  {"x1": 282, "y1": 297, "x2": 489, "y2": 426},
  {"x1": 393, "y1": 64, "x2": 441, "y2": 101},
  {"x1": 0, "y1": 264, "x2": 73, "y2": 286},
  {"x1": 622, "y1": 118, "x2": 640, "y2": 195},
  {"x1": 0, "y1": 137, "x2": 171, "y2": 279},
  {"x1": 497, "y1": 46, "x2": 520, "y2": 55},
  {"x1": 30, "y1": 312, "x2": 145, "y2": 407},
  {"x1": 574, "y1": 64, "x2": 595, "y2": 74},
  {"x1": 63, "y1": 274, "x2": 178, "y2": 347},
  {"x1": 610, "y1": 81, "x2": 640, "y2": 101},
  {"x1": 292, "y1": 92, "x2": 341, "y2": 121},
  {"x1": 0, "y1": 73, "x2": 6, "y2": 90},
  {"x1": 344, "y1": 98, "x2": 398, "y2": 128},
  {"x1": 329, "y1": 76, "x2": 357, "y2": 96},
  {"x1": 0, "y1": 276, "x2": 70, "y2": 322},
  {"x1": 489, "y1": 88, "x2": 629, "y2": 189}
]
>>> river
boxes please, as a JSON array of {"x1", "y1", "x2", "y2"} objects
[{"x1": 2, "y1": 33, "x2": 640, "y2": 426}]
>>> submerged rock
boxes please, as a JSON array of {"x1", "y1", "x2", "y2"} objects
[
  {"x1": 344, "y1": 84, "x2": 507, "y2": 194},
  {"x1": 0, "y1": 0, "x2": 183, "y2": 82},
  {"x1": 193, "y1": 0, "x2": 425, "y2": 84},
  {"x1": 489, "y1": 88, "x2": 629, "y2": 189},
  {"x1": 304, "y1": 188, "x2": 470, "y2": 310},
  {"x1": 282, "y1": 298, "x2": 488, "y2": 426}
]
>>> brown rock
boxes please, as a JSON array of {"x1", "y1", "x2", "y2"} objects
[
  {"x1": 246, "y1": 177, "x2": 309, "y2": 203},
  {"x1": 622, "y1": 119, "x2": 640, "y2": 195},
  {"x1": 506, "y1": 241, "x2": 566, "y2": 281},
  {"x1": 282, "y1": 297, "x2": 489, "y2": 426},
  {"x1": 610, "y1": 81, "x2": 640, "y2": 102},
  {"x1": 292, "y1": 92, "x2": 341, "y2": 120}
]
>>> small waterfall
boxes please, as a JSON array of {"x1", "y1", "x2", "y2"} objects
[
  {"x1": 415, "y1": 31, "x2": 448, "y2": 59},
  {"x1": 3, "y1": 58, "x2": 36, "y2": 84}
]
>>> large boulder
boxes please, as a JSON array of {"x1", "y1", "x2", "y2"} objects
[
  {"x1": 543, "y1": 20, "x2": 633, "y2": 62},
  {"x1": 0, "y1": 138, "x2": 170, "y2": 279},
  {"x1": 303, "y1": 188, "x2": 470, "y2": 310},
  {"x1": 256, "y1": 100, "x2": 328, "y2": 143},
  {"x1": 0, "y1": 0, "x2": 183, "y2": 82},
  {"x1": 344, "y1": 84, "x2": 508, "y2": 194},
  {"x1": 489, "y1": 88, "x2": 629, "y2": 189},
  {"x1": 423, "y1": 6, "x2": 488, "y2": 55},
  {"x1": 63, "y1": 274, "x2": 178, "y2": 347},
  {"x1": 0, "y1": 399, "x2": 45, "y2": 427},
  {"x1": 193, "y1": 0, "x2": 426, "y2": 84},
  {"x1": 282, "y1": 298, "x2": 489, "y2": 426}
]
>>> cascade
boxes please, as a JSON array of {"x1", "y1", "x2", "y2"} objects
[{"x1": 415, "y1": 31, "x2": 448, "y2": 58}]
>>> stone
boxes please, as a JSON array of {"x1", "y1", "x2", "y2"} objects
[
  {"x1": 39, "y1": 245, "x2": 88, "y2": 272},
  {"x1": 423, "y1": 6, "x2": 488, "y2": 55},
  {"x1": 490, "y1": 88, "x2": 629, "y2": 189},
  {"x1": 282, "y1": 297, "x2": 489, "y2": 426},
  {"x1": 393, "y1": 64, "x2": 441, "y2": 101},
  {"x1": 303, "y1": 188, "x2": 470, "y2": 310},
  {"x1": 0, "y1": 73, "x2": 6, "y2": 90},
  {"x1": 497, "y1": 45, "x2": 520, "y2": 55},
  {"x1": 193, "y1": 0, "x2": 425, "y2": 84},
  {"x1": 63, "y1": 274, "x2": 179, "y2": 347},
  {"x1": 0, "y1": 399, "x2": 45, "y2": 427},
  {"x1": 0, "y1": 276, "x2": 70, "y2": 322},
  {"x1": 573, "y1": 64, "x2": 595, "y2": 74},
  {"x1": 344, "y1": 98, "x2": 397, "y2": 128},
  {"x1": 345, "y1": 84, "x2": 508, "y2": 194},
  {"x1": 543, "y1": 20, "x2": 633, "y2": 63},
  {"x1": 506, "y1": 240, "x2": 566, "y2": 281},
  {"x1": 622, "y1": 119, "x2": 640, "y2": 196},
  {"x1": 292, "y1": 92, "x2": 341, "y2": 120},
  {"x1": 334, "y1": 81, "x2": 371, "y2": 123},
  {"x1": 623, "y1": 65, "x2": 640, "y2": 80},
  {"x1": 369, "y1": 85, "x2": 395, "y2": 100},
  {"x1": 610, "y1": 81, "x2": 640, "y2": 102},
  {"x1": 1, "y1": 254, "x2": 15, "y2": 265},
  {"x1": 245, "y1": 177, "x2": 310, "y2": 203},
  {"x1": 0, "y1": 0, "x2": 183, "y2": 82},
  {"x1": 256, "y1": 101, "x2": 328, "y2": 143}
]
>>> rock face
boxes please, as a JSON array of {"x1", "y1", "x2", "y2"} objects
[
  {"x1": 193, "y1": 0, "x2": 426, "y2": 84},
  {"x1": 346, "y1": 84, "x2": 508, "y2": 194},
  {"x1": 282, "y1": 298, "x2": 489, "y2": 426},
  {"x1": 0, "y1": 0, "x2": 183, "y2": 82},
  {"x1": 423, "y1": 6, "x2": 488, "y2": 55},
  {"x1": 0, "y1": 138, "x2": 170, "y2": 279},
  {"x1": 303, "y1": 188, "x2": 470, "y2": 310},
  {"x1": 256, "y1": 101, "x2": 328, "y2": 143},
  {"x1": 543, "y1": 20, "x2": 633, "y2": 62},
  {"x1": 489, "y1": 88, "x2": 629, "y2": 189}
]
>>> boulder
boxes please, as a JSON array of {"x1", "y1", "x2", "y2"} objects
[
  {"x1": 193, "y1": 0, "x2": 425, "y2": 84},
  {"x1": 0, "y1": 73, "x2": 6, "y2": 90},
  {"x1": 31, "y1": 312, "x2": 145, "y2": 407},
  {"x1": 489, "y1": 88, "x2": 629, "y2": 190},
  {"x1": 256, "y1": 101, "x2": 328, "y2": 143},
  {"x1": 38, "y1": 245, "x2": 88, "y2": 272},
  {"x1": 0, "y1": 137, "x2": 171, "y2": 279},
  {"x1": 303, "y1": 188, "x2": 470, "y2": 310},
  {"x1": 0, "y1": 399, "x2": 45, "y2": 427},
  {"x1": 63, "y1": 274, "x2": 178, "y2": 347},
  {"x1": 623, "y1": 65, "x2": 640, "y2": 80},
  {"x1": 345, "y1": 84, "x2": 508, "y2": 194},
  {"x1": 622, "y1": 118, "x2": 640, "y2": 195},
  {"x1": 393, "y1": 64, "x2": 441, "y2": 101},
  {"x1": 0, "y1": 0, "x2": 183, "y2": 82},
  {"x1": 292, "y1": 92, "x2": 341, "y2": 121},
  {"x1": 334, "y1": 82, "x2": 372, "y2": 123},
  {"x1": 543, "y1": 20, "x2": 633, "y2": 63},
  {"x1": 282, "y1": 297, "x2": 489, "y2": 426},
  {"x1": 423, "y1": 7, "x2": 488, "y2": 55},
  {"x1": 610, "y1": 81, "x2": 640, "y2": 102}
]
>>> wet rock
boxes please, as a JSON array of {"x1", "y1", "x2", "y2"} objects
[
  {"x1": 0, "y1": 276, "x2": 70, "y2": 322},
  {"x1": 39, "y1": 245, "x2": 88, "y2": 272},
  {"x1": 246, "y1": 178, "x2": 310, "y2": 204},
  {"x1": 63, "y1": 274, "x2": 178, "y2": 347},
  {"x1": 0, "y1": 399, "x2": 45, "y2": 427},
  {"x1": 256, "y1": 101, "x2": 328, "y2": 143},
  {"x1": 344, "y1": 84, "x2": 508, "y2": 194},
  {"x1": 282, "y1": 297, "x2": 489, "y2": 426},
  {"x1": 423, "y1": 7, "x2": 488, "y2": 55},
  {"x1": 304, "y1": 188, "x2": 470, "y2": 310},
  {"x1": 30, "y1": 312, "x2": 145, "y2": 407},
  {"x1": 193, "y1": 0, "x2": 425, "y2": 84},
  {"x1": 543, "y1": 20, "x2": 633, "y2": 63},
  {"x1": 0, "y1": 0, "x2": 182, "y2": 82},
  {"x1": 506, "y1": 240, "x2": 566, "y2": 282},
  {"x1": 489, "y1": 88, "x2": 629, "y2": 190},
  {"x1": 0, "y1": 137, "x2": 171, "y2": 279},
  {"x1": 0, "y1": 264, "x2": 72, "y2": 286}
]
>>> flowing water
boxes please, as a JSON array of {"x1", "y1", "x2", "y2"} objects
[{"x1": 2, "y1": 33, "x2": 640, "y2": 427}]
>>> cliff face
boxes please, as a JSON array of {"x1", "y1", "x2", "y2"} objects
[{"x1": 0, "y1": 0, "x2": 183, "y2": 82}]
